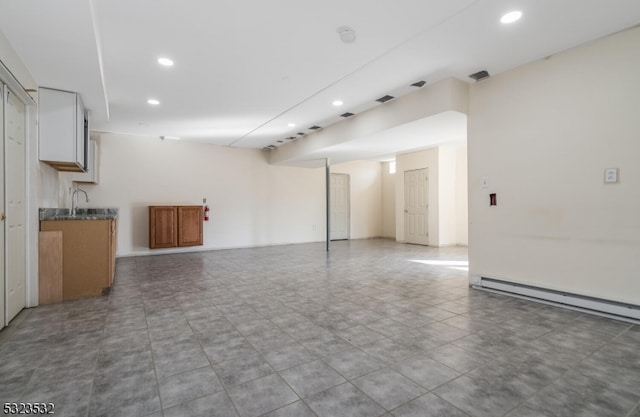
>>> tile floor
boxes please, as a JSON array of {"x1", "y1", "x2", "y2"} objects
[{"x1": 1, "y1": 239, "x2": 639, "y2": 417}]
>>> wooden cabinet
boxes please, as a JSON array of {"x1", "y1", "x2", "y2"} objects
[
  {"x1": 178, "y1": 206, "x2": 204, "y2": 247},
  {"x1": 38, "y1": 87, "x2": 88, "y2": 172},
  {"x1": 40, "y1": 219, "x2": 117, "y2": 300},
  {"x1": 149, "y1": 205, "x2": 203, "y2": 249},
  {"x1": 149, "y1": 206, "x2": 178, "y2": 248}
]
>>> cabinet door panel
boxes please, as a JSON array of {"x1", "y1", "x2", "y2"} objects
[
  {"x1": 178, "y1": 206, "x2": 203, "y2": 247},
  {"x1": 149, "y1": 206, "x2": 178, "y2": 248}
]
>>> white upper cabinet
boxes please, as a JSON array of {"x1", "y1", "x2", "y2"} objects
[
  {"x1": 38, "y1": 87, "x2": 88, "y2": 172},
  {"x1": 62, "y1": 139, "x2": 100, "y2": 184}
]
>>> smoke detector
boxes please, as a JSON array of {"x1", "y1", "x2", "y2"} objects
[{"x1": 336, "y1": 26, "x2": 356, "y2": 44}]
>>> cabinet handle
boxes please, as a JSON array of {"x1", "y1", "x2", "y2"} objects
[{"x1": 0, "y1": 213, "x2": 5, "y2": 221}]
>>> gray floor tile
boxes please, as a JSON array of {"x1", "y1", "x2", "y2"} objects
[
  {"x1": 391, "y1": 393, "x2": 468, "y2": 417},
  {"x1": 3, "y1": 240, "x2": 638, "y2": 417},
  {"x1": 526, "y1": 369, "x2": 640, "y2": 417},
  {"x1": 163, "y1": 391, "x2": 238, "y2": 417},
  {"x1": 335, "y1": 324, "x2": 386, "y2": 346},
  {"x1": 280, "y1": 359, "x2": 346, "y2": 398},
  {"x1": 262, "y1": 400, "x2": 316, "y2": 417},
  {"x1": 435, "y1": 374, "x2": 527, "y2": 417},
  {"x1": 427, "y1": 344, "x2": 491, "y2": 373},
  {"x1": 262, "y1": 343, "x2": 317, "y2": 371},
  {"x1": 352, "y1": 368, "x2": 426, "y2": 410},
  {"x1": 227, "y1": 373, "x2": 299, "y2": 417},
  {"x1": 360, "y1": 338, "x2": 421, "y2": 364},
  {"x1": 213, "y1": 353, "x2": 274, "y2": 388},
  {"x1": 323, "y1": 348, "x2": 384, "y2": 380},
  {"x1": 158, "y1": 366, "x2": 224, "y2": 408},
  {"x1": 306, "y1": 382, "x2": 386, "y2": 417},
  {"x1": 392, "y1": 355, "x2": 460, "y2": 390}
]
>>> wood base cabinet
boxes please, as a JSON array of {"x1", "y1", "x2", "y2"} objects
[
  {"x1": 149, "y1": 205, "x2": 203, "y2": 249},
  {"x1": 40, "y1": 219, "x2": 117, "y2": 300}
]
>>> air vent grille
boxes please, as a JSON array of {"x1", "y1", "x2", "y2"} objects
[
  {"x1": 376, "y1": 95, "x2": 394, "y2": 103},
  {"x1": 340, "y1": 112, "x2": 354, "y2": 118},
  {"x1": 469, "y1": 70, "x2": 490, "y2": 81},
  {"x1": 309, "y1": 125, "x2": 322, "y2": 130},
  {"x1": 411, "y1": 81, "x2": 426, "y2": 88}
]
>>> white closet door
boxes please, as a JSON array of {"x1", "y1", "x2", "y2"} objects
[{"x1": 5, "y1": 87, "x2": 27, "y2": 323}]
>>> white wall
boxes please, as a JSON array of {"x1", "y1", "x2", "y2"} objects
[
  {"x1": 455, "y1": 147, "x2": 468, "y2": 246},
  {"x1": 1, "y1": 30, "x2": 60, "y2": 308},
  {"x1": 79, "y1": 133, "x2": 329, "y2": 256},
  {"x1": 332, "y1": 160, "x2": 382, "y2": 239},
  {"x1": 468, "y1": 27, "x2": 640, "y2": 305},
  {"x1": 438, "y1": 146, "x2": 457, "y2": 246},
  {"x1": 381, "y1": 161, "x2": 396, "y2": 239}
]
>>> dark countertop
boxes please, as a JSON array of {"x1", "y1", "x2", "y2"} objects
[{"x1": 40, "y1": 208, "x2": 119, "y2": 221}]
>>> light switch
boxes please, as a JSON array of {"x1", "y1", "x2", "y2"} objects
[
  {"x1": 604, "y1": 168, "x2": 618, "y2": 183},
  {"x1": 481, "y1": 177, "x2": 489, "y2": 189}
]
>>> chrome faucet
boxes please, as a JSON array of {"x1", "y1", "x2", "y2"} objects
[{"x1": 71, "y1": 188, "x2": 89, "y2": 216}]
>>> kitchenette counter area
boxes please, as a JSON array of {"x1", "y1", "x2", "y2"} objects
[{"x1": 39, "y1": 208, "x2": 118, "y2": 302}]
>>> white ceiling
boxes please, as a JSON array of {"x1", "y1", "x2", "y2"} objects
[{"x1": 1, "y1": 0, "x2": 639, "y2": 163}]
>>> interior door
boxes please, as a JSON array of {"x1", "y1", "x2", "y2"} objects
[
  {"x1": 404, "y1": 168, "x2": 429, "y2": 245},
  {"x1": 330, "y1": 174, "x2": 350, "y2": 240},
  {"x1": 0, "y1": 83, "x2": 5, "y2": 327},
  {"x1": 5, "y1": 87, "x2": 27, "y2": 322}
]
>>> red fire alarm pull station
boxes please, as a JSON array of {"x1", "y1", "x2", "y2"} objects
[
  {"x1": 204, "y1": 205, "x2": 210, "y2": 221},
  {"x1": 490, "y1": 193, "x2": 497, "y2": 206}
]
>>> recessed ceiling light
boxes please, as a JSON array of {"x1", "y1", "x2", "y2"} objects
[
  {"x1": 288, "y1": 123, "x2": 296, "y2": 127},
  {"x1": 158, "y1": 57, "x2": 174, "y2": 66},
  {"x1": 500, "y1": 11, "x2": 522, "y2": 24},
  {"x1": 332, "y1": 100, "x2": 344, "y2": 107},
  {"x1": 147, "y1": 99, "x2": 160, "y2": 105}
]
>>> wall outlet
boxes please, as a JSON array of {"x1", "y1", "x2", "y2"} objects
[{"x1": 604, "y1": 168, "x2": 618, "y2": 183}]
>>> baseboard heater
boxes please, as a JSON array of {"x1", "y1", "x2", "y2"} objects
[{"x1": 472, "y1": 276, "x2": 640, "y2": 323}]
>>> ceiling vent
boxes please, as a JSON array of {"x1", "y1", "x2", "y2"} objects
[
  {"x1": 340, "y1": 112, "x2": 354, "y2": 118},
  {"x1": 286, "y1": 136, "x2": 296, "y2": 140},
  {"x1": 277, "y1": 140, "x2": 284, "y2": 143},
  {"x1": 469, "y1": 70, "x2": 490, "y2": 81},
  {"x1": 411, "y1": 81, "x2": 426, "y2": 88},
  {"x1": 297, "y1": 132, "x2": 305, "y2": 136},
  {"x1": 309, "y1": 125, "x2": 322, "y2": 130},
  {"x1": 376, "y1": 95, "x2": 394, "y2": 103}
]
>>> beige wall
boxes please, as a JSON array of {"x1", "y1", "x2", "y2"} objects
[
  {"x1": 395, "y1": 148, "x2": 440, "y2": 245},
  {"x1": 1, "y1": 31, "x2": 56, "y2": 307},
  {"x1": 332, "y1": 160, "x2": 383, "y2": 239},
  {"x1": 75, "y1": 135, "x2": 385, "y2": 256},
  {"x1": 438, "y1": 146, "x2": 458, "y2": 246},
  {"x1": 381, "y1": 162, "x2": 396, "y2": 239},
  {"x1": 395, "y1": 146, "x2": 467, "y2": 247},
  {"x1": 456, "y1": 147, "x2": 468, "y2": 246},
  {"x1": 468, "y1": 26, "x2": 640, "y2": 304}
]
